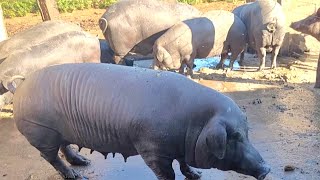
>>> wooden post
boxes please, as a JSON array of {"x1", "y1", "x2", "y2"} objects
[
  {"x1": 315, "y1": 54, "x2": 320, "y2": 88},
  {"x1": 37, "y1": 0, "x2": 59, "y2": 21},
  {"x1": 0, "y1": 5, "x2": 7, "y2": 41}
]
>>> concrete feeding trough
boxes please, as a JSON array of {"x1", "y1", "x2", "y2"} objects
[{"x1": 126, "y1": 55, "x2": 241, "y2": 71}]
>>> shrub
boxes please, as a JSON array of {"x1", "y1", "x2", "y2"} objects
[
  {"x1": 0, "y1": 0, "x2": 39, "y2": 18},
  {"x1": 92, "y1": 0, "x2": 117, "y2": 9},
  {"x1": 57, "y1": 0, "x2": 92, "y2": 13}
]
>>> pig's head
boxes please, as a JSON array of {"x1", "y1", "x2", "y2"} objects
[
  {"x1": 290, "y1": 8, "x2": 320, "y2": 41},
  {"x1": 195, "y1": 113, "x2": 270, "y2": 180},
  {"x1": 153, "y1": 45, "x2": 181, "y2": 71}
]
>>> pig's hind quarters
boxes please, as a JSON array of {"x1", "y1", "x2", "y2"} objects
[{"x1": 15, "y1": 119, "x2": 89, "y2": 179}]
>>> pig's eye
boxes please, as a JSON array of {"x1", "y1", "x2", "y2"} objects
[{"x1": 231, "y1": 132, "x2": 243, "y2": 141}]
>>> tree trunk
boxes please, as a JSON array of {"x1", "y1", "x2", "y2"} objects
[
  {"x1": 0, "y1": 5, "x2": 7, "y2": 41},
  {"x1": 315, "y1": 53, "x2": 320, "y2": 88},
  {"x1": 37, "y1": 0, "x2": 59, "y2": 21}
]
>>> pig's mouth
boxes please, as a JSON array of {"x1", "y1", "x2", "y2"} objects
[
  {"x1": 232, "y1": 165, "x2": 270, "y2": 180},
  {"x1": 256, "y1": 166, "x2": 271, "y2": 180}
]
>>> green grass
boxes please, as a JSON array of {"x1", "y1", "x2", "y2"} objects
[{"x1": 0, "y1": 0, "x2": 239, "y2": 18}]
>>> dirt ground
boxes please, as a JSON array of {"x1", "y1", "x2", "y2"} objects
[{"x1": 1, "y1": 1, "x2": 320, "y2": 180}]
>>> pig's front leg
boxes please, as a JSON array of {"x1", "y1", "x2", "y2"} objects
[
  {"x1": 140, "y1": 153, "x2": 175, "y2": 180},
  {"x1": 178, "y1": 159, "x2": 202, "y2": 180}
]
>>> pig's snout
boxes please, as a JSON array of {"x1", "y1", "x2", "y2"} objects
[
  {"x1": 290, "y1": 22, "x2": 299, "y2": 30},
  {"x1": 256, "y1": 163, "x2": 271, "y2": 180}
]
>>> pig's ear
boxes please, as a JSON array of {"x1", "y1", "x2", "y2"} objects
[
  {"x1": 317, "y1": 8, "x2": 320, "y2": 17},
  {"x1": 99, "y1": 18, "x2": 108, "y2": 34},
  {"x1": 206, "y1": 121, "x2": 227, "y2": 159}
]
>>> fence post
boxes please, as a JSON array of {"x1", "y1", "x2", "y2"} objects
[
  {"x1": 37, "y1": 0, "x2": 59, "y2": 21},
  {"x1": 0, "y1": 5, "x2": 7, "y2": 41}
]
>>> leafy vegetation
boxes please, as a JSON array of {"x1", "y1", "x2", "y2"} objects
[
  {"x1": 0, "y1": 0, "x2": 38, "y2": 18},
  {"x1": 0, "y1": 0, "x2": 239, "y2": 18}
]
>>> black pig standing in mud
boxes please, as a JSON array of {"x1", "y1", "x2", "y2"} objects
[
  {"x1": 232, "y1": 0, "x2": 286, "y2": 70},
  {"x1": 98, "y1": 0, "x2": 201, "y2": 64},
  {"x1": 10, "y1": 63, "x2": 270, "y2": 180},
  {"x1": 0, "y1": 20, "x2": 83, "y2": 63},
  {"x1": 290, "y1": 8, "x2": 320, "y2": 88},
  {"x1": 0, "y1": 30, "x2": 114, "y2": 110},
  {"x1": 152, "y1": 10, "x2": 247, "y2": 76}
]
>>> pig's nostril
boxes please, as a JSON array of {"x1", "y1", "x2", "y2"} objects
[{"x1": 257, "y1": 165, "x2": 271, "y2": 180}]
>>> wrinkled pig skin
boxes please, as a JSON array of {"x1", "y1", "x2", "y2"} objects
[
  {"x1": 12, "y1": 63, "x2": 270, "y2": 180},
  {"x1": 0, "y1": 31, "x2": 114, "y2": 110},
  {"x1": 232, "y1": 0, "x2": 286, "y2": 70},
  {"x1": 98, "y1": 0, "x2": 201, "y2": 64},
  {"x1": 0, "y1": 20, "x2": 83, "y2": 63},
  {"x1": 153, "y1": 10, "x2": 247, "y2": 76},
  {"x1": 290, "y1": 8, "x2": 320, "y2": 88}
]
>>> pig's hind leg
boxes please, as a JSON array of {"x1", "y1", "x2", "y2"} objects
[
  {"x1": 60, "y1": 144, "x2": 91, "y2": 166},
  {"x1": 216, "y1": 53, "x2": 228, "y2": 69},
  {"x1": 271, "y1": 45, "x2": 281, "y2": 69},
  {"x1": 17, "y1": 120, "x2": 80, "y2": 179}
]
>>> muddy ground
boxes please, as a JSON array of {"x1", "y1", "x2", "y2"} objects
[{"x1": 1, "y1": 1, "x2": 320, "y2": 180}]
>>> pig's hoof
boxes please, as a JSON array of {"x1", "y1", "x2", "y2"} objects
[
  {"x1": 216, "y1": 63, "x2": 224, "y2": 69},
  {"x1": 183, "y1": 168, "x2": 202, "y2": 180},
  {"x1": 61, "y1": 168, "x2": 80, "y2": 179},
  {"x1": 67, "y1": 154, "x2": 91, "y2": 166}
]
